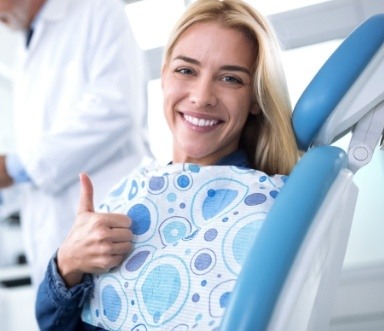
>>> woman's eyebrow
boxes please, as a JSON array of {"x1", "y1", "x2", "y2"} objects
[
  {"x1": 173, "y1": 55, "x2": 200, "y2": 65},
  {"x1": 173, "y1": 55, "x2": 251, "y2": 76},
  {"x1": 220, "y1": 65, "x2": 251, "y2": 76}
]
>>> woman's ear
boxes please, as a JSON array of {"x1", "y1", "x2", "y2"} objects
[{"x1": 250, "y1": 101, "x2": 261, "y2": 115}]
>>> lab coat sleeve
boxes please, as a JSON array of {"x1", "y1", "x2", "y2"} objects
[
  {"x1": 5, "y1": 153, "x2": 30, "y2": 183},
  {"x1": 20, "y1": 0, "x2": 149, "y2": 194}
]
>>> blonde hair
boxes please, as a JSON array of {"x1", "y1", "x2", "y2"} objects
[{"x1": 163, "y1": 0, "x2": 299, "y2": 175}]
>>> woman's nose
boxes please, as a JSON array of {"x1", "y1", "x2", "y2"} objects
[{"x1": 189, "y1": 77, "x2": 218, "y2": 108}]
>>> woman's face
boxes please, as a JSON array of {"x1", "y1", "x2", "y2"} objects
[{"x1": 162, "y1": 21, "x2": 258, "y2": 165}]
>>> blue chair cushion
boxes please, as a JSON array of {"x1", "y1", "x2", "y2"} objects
[{"x1": 292, "y1": 14, "x2": 384, "y2": 150}]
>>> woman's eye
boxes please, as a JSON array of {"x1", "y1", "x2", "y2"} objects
[
  {"x1": 175, "y1": 67, "x2": 194, "y2": 75},
  {"x1": 222, "y1": 75, "x2": 243, "y2": 84}
]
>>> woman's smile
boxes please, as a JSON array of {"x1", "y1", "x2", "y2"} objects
[
  {"x1": 183, "y1": 114, "x2": 219, "y2": 128},
  {"x1": 180, "y1": 111, "x2": 223, "y2": 131}
]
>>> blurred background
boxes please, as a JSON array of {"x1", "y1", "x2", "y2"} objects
[{"x1": 0, "y1": 0, "x2": 383, "y2": 330}]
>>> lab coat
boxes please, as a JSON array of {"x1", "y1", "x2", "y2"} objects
[{"x1": 11, "y1": 0, "x2": 151, "y2": 285}]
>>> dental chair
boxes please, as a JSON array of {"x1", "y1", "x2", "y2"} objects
[{"x1": 220, "y1": 13, "x2": 384, "y2": 331}]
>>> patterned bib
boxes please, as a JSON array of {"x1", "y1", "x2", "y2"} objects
[{"x1": 82, "y1": 160, "x2": 286, "y2": 330}]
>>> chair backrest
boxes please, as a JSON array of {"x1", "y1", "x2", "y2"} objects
[{"x1": 220, "y1": 13, "x2": 384, "y2": 331}]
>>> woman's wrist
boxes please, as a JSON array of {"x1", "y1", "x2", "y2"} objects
[{"x1": 57, "y1": 247, "x2": 84, "y2": 288}]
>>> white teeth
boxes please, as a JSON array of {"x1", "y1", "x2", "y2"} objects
[{"x1": 184, "y1": 114, "x2": 218, "y2": 127}]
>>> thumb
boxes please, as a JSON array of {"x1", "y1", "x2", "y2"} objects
[{"x1": 78, "y1": 172, "x2": 94, "y2": 213}]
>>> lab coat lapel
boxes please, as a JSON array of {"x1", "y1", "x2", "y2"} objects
[{"x1": 20, "y1": 0, "x2": 71, "y2": 63}]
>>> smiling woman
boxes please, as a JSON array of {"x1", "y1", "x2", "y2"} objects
[
  {"x1": 161, "y1": 0, "x2": 299, "y2": 174},
  {"x1": 35, "y1": 1, "x2": 299, "y2": 330},
  {"x1": 162, "y1": 22, "x2": 258, "y2": 165}
]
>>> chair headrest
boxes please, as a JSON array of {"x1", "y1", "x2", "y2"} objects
[{"x1": 292, "y1": 14, "x2": 384, "y2": 151}]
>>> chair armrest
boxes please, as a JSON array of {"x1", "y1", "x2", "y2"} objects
[{"x1": 220, "y1": 146, "x2": 347, "y2": 331}]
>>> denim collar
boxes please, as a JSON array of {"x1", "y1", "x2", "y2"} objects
[
  {"x1": 215, "y1": 149, "x2": 250, "y2": 167},
  {"x1": 169, "y1": 150, "x2": 249, "y2": 168}
]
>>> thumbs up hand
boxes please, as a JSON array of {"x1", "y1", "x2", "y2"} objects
[
  {"x1": 77, "y1": 171, "x2": 95, "y2": 214},
  {"x1": 57, "y1": 173, "x2": 133, "y2": 288}
]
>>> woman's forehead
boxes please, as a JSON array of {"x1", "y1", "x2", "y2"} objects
[{"x1": 171, "y1": 22, "x2": 256, "y2": 68}]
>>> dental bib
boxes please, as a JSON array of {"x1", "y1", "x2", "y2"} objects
[{"x1": 81, "y1": 160, "x2": 286, "y2": 330}]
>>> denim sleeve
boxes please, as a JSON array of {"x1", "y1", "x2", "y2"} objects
[{"x1": 35, "y1": 253, "x2": 94, "y2": 331}]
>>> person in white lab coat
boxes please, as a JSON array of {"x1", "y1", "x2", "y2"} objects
[{"x1": 0, "y1": 0, "x2": 152, "y2": 286}]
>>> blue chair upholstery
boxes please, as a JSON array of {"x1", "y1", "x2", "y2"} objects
[
  {"x1": 220, "y1": 13, "x2": 384, "y2": 331},
  {"x1": 293, "y1": 14, "x2": 384, "y2": 150}
]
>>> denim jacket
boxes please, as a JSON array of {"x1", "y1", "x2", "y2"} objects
[
  {"x1": 36, "y1": 253, "x2": 103, "y2": 331},
  {"x1": 35, "y1": 151, "x2": 250, "y2": 331}
]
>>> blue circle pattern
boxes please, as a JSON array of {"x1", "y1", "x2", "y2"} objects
[{"x1": 82, "y1": 161, "x2": 286, "y2": 330}]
